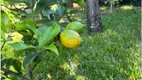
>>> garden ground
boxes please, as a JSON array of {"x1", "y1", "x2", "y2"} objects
[{"x1": 2, "y1": 5, "x2": 141, "y2": 80}]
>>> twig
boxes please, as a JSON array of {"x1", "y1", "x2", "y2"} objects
[
  {"x1": 32, "y1": 50, "x2": 47, "y2": 71},
  {"x1": 1, "y1": 40, "x2": 6, "y2": 51},
  {"x1": 29, "y1": 65, "x2": 33, "y2": 80},
  {"x1": 28, "y1": 50, "x2": 47, "y2": 80},
  {"x1": 1, "y1": 68, "x2": 29, "y2": 80},
  {"x1": 66, "y1": 14, "x2": 73, "y2": 22}
]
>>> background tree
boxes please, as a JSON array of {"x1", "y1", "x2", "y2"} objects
[
  {"x1": 86, "y1": 0, "x2": 103, "y2": 35},
  {"x1": 105, "y1": 0, "x2": 122, "y2": 13},
  {"x1": 69, "y1": 0, "x2": 74, "y2": 8}
]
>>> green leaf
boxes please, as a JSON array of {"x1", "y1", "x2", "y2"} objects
[
  {"x1": 1, "y1": 13, "x2": 12, "y2": 33},
  {"x1": 37, "y1": 19, "x2": 54, "y2": 26},
  {"x1": 1, "y1": 58, "x2": 21, "y2": 72},
  {"x1": 1, "y1": 59, "x2": 9, "y2": 67},
  {"x1": 34, "y1": 29, "x2": 42, "y2": 41},
  {"x1": 15, "y1": 22, "x2": 28, "y2": 31},
  {"x1": 56, "y1": 7, "x2": 65, "y2": 16},
  {"x1": 34, "y1": 0, "x2": 57, "y2": 14},
  {"x1": 38, "y1": 26, "x2": 49, "y2": 32},
  {"x1": 24, "y1": 19, "x2": 41, "y2": 40},
  {"x1": 23, "y1": 53, "x2": 37, "y2": 67},
  {"x1": 28, "y1": 0, "x2": 36, "y2": 9},
  {"x1": 60, "y1": 22, "x2": 68, "y2": 31},
  {"x1": 25, "y1": 19, "x2": 36, "y2": 31},
  {"x1": 18, "y1": 30, "x2": 32, "y2": 38},
  {"x1": 5, "y1": 0, "x2": 29, "y2": 4},
  {"x1": 12, "y1": 59, "x2": 21, "y2": 72},
  {"x1": 46, "y1": 44, "x2": 59, "y2": 56},
  {"x1": 38, "y1": 26, "x2": 53, "y2": 46},
  {"x1": 8, "y1": 42, "x2": 35, "y2": 51},
  {"x1": 62, "y1": 0, "x2": 69, "y2": 7},
  {"x1": 67, "y1": 9, "x2": 79, "y2": 14},
  {"x1": 1, "y1": 30, "x2": 6, "y2": 40},
  {"x1": 42, "y1": 9, "x2": 56, "y2": 17},
  {"x1": 74, "y1": 0, "x2": 86, "y2": 7},
  {"x1": 62, "y1": 0, "x2": 69, "y2": 3},
  {"x1": 9, "y1": 76, "x2": 19, "y2": 80},
  {"x1": 38, "y1": 23, "x2": 60, "y2": 47},
  {"x1": 1, "y1": 58, "x2": 13, "y2": 69}
]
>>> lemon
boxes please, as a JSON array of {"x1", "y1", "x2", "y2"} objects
[
  {"x1": 66, "y1": 21, "x2": 84, "y2": 33},
  {"x1": 60, "y1": 30, "x2": 81, "y2": 48}
]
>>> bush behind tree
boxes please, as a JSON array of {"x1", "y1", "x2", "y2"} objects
[{"x1": 99, "y1": 0, "x2": 141, "y2": 6}]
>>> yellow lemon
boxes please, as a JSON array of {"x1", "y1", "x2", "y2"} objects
[{"x1": 60, "y1": 30, "x2": 81, "y2": 48}]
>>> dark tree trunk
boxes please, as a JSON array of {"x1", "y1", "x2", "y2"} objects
[
  {"x1": 86, "y1": 0, "x2": 103, "y2": 35},
  {"x1": 69, "y1": 0, "x2": 74, "y2": 8}
]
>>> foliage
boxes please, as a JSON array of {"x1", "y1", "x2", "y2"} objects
[
  {"x1": 104, "y1": 0, "x2": 122, "y2": 13},
  {"x1": 105, "y1": 0, "x2": 122, "y2": 5},
  {"x1": 1, "y1": 0, "x2": 74, "y2": 80},
  {"x1": 120, "y1": 0, "x2": 141, "y2": 6},
  {"x1": 100, "y1": 0, "x2": 141, "y2": 6},
  {"x1": 74, "y1": 0, "x2": 86, "y2": 7}
]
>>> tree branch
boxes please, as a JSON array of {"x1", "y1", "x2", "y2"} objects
[
  {"x1": 66, "y1": 14, "x2": 73, "y2": 22},
  {"x1": 32, "y1": 50, "x2": 47, "y2": 71},
  {"x1": 1, "y1": 68, "x2": 29, "y2": 80},
  {"x1": 1, "y1": 40, "x2": 6, "y2": 51},
  {"x1": 28, "y1": 50, "x2": 47, "y2": 80}
]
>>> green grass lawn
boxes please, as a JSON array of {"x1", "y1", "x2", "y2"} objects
[
  {"x1": 2, "y1": 6, "x2": 141, "y2": 80},
  {"x1": 33, "y1": 6, "x2": 141, "y2": 80}
]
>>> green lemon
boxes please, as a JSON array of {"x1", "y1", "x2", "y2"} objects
[{"x1": 66, "y1": 21, "x2": 84, "y2": 34}]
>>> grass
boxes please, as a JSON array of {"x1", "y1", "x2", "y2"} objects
[
  {"x1": 2, "y1": 6, "x2": 141, "y2": 80},
  {"x1": 33, "y1": 6, "x2": 141, "y2": 80}
]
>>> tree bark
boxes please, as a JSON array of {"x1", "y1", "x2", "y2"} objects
[
  {"x1": 110, "y1": 1, "x2": 113, "y2": 13},
  {"x1": 69, "y1": 0, "x2": 74, "y2": 8},
  {"x1": 86, "y1": 0, "x2": 103, "y2": 35}
]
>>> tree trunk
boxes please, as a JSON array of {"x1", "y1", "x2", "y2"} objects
[
  {"x1": 69, "y1": 0, "x2": 74, "y2": 8},
  {"x1": 110, "y1": 1, "x2": 113, "y2": 13},
  {"x1": 86, "y1": 0, "x2": 103, "y2": 35}
]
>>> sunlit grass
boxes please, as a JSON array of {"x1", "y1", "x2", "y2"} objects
[
  {"x1": 1, "y1": 1, "x2": 21, "y2": 23},
  {"x1": 100, "y1": 6, "x2": 107, "y2": 10},
  {"x1": 51, "y1": 4, "x2": 59, "y2": 10},
  {"x1": 33, "y1": 6, "x2": 141, "y2": 79},
  {"x1": 6, "y1": 32, "x2": 23, "y2": 43},
  {"x1": 120, "y1": 5, "x2": 134, "y2": 10}
]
